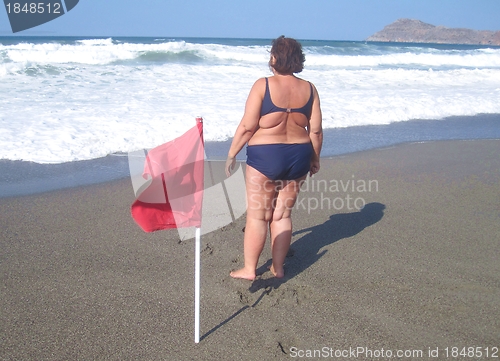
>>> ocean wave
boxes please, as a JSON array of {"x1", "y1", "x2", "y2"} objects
[
  {"x1": 0, "y1": 39, "x2": 268, "y2": 67},
  {"x1": 135, "y1": 50, "x2": 203, "y2": 64},
  {"x1": 1, "y1": 63, "x2": 499, "y2": 163},
  {"x1": 305, "y1": 49, "x2": 500, "y2": 69},
  {"x1": 1, "y1": 38, "x2": 500, "y2": 163},
  {"x1": 1, "y1": 39, "x2": 499, "y2": 71}
]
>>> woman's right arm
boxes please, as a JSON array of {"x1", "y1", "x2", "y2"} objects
[
  {"x1": 308, "y1": 83, "x2": 323, "y2": 176},
  {"x1": 225, "y1": 78, "x2": 265, "y2": 176}
]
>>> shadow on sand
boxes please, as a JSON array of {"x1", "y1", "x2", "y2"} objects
[
  {"x1": 201, "y1": 202, "x2": 385, "y2": 341},
  {"x1": 249, "y1": 202, "x2": 386, "y2": 293}
]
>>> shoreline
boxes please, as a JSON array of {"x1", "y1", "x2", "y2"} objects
[
  {"x1": 1, "y1": 138, "x2": 499, "y2": 360},
  {"x1": 1, "y1": 113, "x2": 500, "y2": 198}
]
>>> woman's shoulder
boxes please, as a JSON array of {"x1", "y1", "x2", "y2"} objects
[
  {"x1": 294, "y1": 75, "x2": 314, "y2": 86},
  {"x1": 299, "y1": 78, "x2": 319, "y2": 96},
  {"x1": 295, "y1": 76, "x2": 318, "y2": 95},
  {"x1": 249, "y1": 77, "x2": 268, "y2": 94},
  {"x1": 249, "y1": 77, "x2": 268, "y2": 87}
]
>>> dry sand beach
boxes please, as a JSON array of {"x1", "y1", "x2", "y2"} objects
[{"x1": 1, "y1": 139, "x2": 499, "y2": 360}]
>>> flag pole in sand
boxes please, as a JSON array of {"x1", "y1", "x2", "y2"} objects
[
  {"x1": 194, "y1": 226, "x2": 201, "y2": 343},
  {"x1": 129, "y1": 116, "x2": 205, "y2": 343},
  {"x1": 194, "y1": 116, "x2": 203, "y2": 344}
]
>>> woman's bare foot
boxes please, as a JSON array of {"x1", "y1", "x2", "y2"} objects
[
  {"x1": 269, "y1": 264, "x2": 284, "y2": 278},
  {"x1": 230, "y1": 268, "x2": 256, "y2": 281}
]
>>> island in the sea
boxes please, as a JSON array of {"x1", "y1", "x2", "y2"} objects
[{"x1": 366, "y1": 18, "x2": 500, "y2": 46}]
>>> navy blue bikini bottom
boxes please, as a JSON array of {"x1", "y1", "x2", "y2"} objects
[{"x1": 246, "y1": 143, "x2": 312, "y2": 181}]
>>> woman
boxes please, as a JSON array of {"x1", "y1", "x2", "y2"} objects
[{"x1": 225, "y1": 36, "x2": 323, "y2": 280}]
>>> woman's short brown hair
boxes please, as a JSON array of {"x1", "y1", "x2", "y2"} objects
[{"x1": 269, "y1": 36, "x2": 305, "y2": 74}]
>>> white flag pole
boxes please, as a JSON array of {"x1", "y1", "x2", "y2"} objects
[
  {"x1": 194, "y1": 116, "x2": 203, "y2": 343},
  {"x1": 194, "y1": 227, "x2": 201, "y2": 343}
]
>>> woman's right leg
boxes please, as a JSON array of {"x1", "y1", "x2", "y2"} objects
[
  {"x1": 269, "y1": 177, "x2": 305, "y2": 278},
  {"x1": 230, "y1": 165, "x2": 276, "y2": 280}
]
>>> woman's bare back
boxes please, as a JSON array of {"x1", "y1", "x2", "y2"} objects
[{"x1": 249, "y1": 75, "x2": 313, "y2": 145}]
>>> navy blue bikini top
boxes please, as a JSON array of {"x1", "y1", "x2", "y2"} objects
[{"x1": 260, "y1": 77, "x2": 314, "y2": 118}]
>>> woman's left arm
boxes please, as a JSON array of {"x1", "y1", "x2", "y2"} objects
[{"x1": 225, "y1": 79, "x2": 264, "y2": 176}]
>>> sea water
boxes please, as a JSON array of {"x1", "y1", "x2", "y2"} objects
[{"x1": 1, "y1": 36, "x2": 500, "y2": 164}]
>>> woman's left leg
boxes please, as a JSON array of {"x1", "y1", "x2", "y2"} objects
[{"x1": 230, "y1": 165, "x2": 276, "y2": 280}]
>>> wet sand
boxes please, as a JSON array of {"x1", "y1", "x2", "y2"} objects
[{"x1": 1, "y1": 139, "x2": 499, "y2": 360}]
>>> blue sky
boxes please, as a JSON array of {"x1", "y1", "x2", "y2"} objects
[{"x1": 1, "y1": 0, "x2": 499, "y2": 40}]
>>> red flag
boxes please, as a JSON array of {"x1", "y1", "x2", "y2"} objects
[{"x1": 131, "y1": 121, "x2": 204, "y2": 232}]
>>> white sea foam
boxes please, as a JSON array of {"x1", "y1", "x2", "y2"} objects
[
  {"x1": 0, "y1": 40, "x2": 270, "y2": 66},
  {"x1": 0, "y1": 38, "x2": 499, "y2": 163},
  {"x1": 305, "y1": 50, "x2": 500, "y2": 69}
]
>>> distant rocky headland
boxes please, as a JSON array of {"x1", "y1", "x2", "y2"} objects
[{"x1": 366, "y1": 18, "x2": 500, "y2": 46}]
